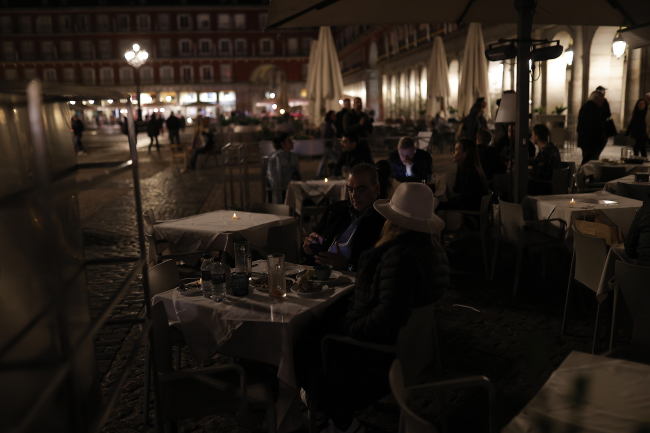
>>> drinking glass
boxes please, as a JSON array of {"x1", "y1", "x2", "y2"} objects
[
  {"x1": 234, "y1": 241, "x2": 252, "y2": 277},
  {"x1": 267, "y1": 253, "x2": 286, "y2": 300},
  {"x1": 231, "y1": 272, "x2": 250, "y2": 297}
]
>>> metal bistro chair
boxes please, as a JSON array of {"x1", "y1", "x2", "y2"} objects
[
  {"x1": 574, "y1": 170, "x2": 607, "y2": 193},
  {"x1": 561, "y1": 161, "x2": 577, "y2": 192},
  {"x1": 454, "y1": 192, "x2": 495, "y2": 280},
  {"x1": 594, "y1": 165, "x2": 627, "y2": 183},
  {"x1": 608, "y1": 261, "x2": 650, "y2": 364},
  {"x1": 250, "y1": 202, "x2": 299, "y2": 263},
  {"x1": 150, "y1": 302, "x2": 276, "y2": 433},
  {"x1": 292, "y1": 183, "x2": 329, "y2": 244},
  {"x1": 561, "y1": 227, "x2": 609, "y2": 354},
  {"x1": 417, "y1": 131, "x2": 434, "y2": 153},
  {"x1": 389, "y1": 360, "x2": 495, "y2": 433},
  {"x1": 143, "y1": 259, "x2": 199, "y2": 424},
  {"x1": 491, "y1": 199, "x2": 567, "y2": 297},
  {"x1": 309, "y1": 304, "x2": 442, "y2": 433}
]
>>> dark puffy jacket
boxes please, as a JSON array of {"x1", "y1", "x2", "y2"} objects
[
  {"x1": 625, "y1": 195, "x2": 650, "y2": 267},
  {"x1": 300, "y1": 200, "x2": 385, "y2": 272},
  {"x1": 147, "y1": 118, "x2": 160, "y2": 136},
  {"x1": 166, "y1": 115, "x2": 180, "y2": 131},
  {"x1": 577, "y1": 101, "x2": 607, "y2": 151},
  {"x1": 344, "y1": 231, "x2": 449, "y2": 344}
]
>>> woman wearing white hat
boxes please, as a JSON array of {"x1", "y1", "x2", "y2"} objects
[{"x1": 304, "y1": 182, "x2": 449, "y2": 433}]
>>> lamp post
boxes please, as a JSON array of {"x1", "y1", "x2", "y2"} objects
[
  {"x1": 124, "y1": 43, "x2": 148, "y2": 121},
  {"x1": 564, "y1": 44, "x2": 574, "y2": 115}
]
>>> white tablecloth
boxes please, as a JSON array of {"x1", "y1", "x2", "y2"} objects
[
  {"x1": 284, "y1": 179, "x2": 348, "y2": 207},
  {"x1": 604, "y1": 174, "x2": 650, "y2": 196},
  {"x1": 522, "y1": 192, "x2": 642, "y2": 239},
  {"x1": 153, "y1": 210, "x2": 295, "y2": 258},
  {"x1": 503, "y1": 351, "x2": 650, "y2": 433},
  {"x1": 152, "y1": 271, "x2": 355, "y2": 433},
  {"x1": 581, "y1": 161, "x2": 650, "y2": 178}
]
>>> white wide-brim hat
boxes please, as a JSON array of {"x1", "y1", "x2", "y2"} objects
[{"x1": 374, "y1": 183, "x2": 445, "y2": 234}]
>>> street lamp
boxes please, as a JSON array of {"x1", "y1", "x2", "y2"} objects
[
  {"x1": 124, "y1": 43, "x2": 149, "y2": 120},
  {"x1": 612, "y1": 32, "x2": 627, "y2": 59}
]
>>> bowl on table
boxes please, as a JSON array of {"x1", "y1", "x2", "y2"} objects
[{"x1": 313, "y1": 264, "x2": 333, "y2": 281}]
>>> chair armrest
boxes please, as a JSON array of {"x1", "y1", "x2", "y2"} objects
[{"x1": 321, "y1": 334, "x2": 396, "y2": 373}]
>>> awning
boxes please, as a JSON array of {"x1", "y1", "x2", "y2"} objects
[{"x1": 619, "y1": 22, "x2": 650, "y2": 49}]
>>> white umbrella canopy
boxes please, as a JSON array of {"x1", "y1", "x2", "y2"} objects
[
  {"x1": 458, "y1": 23, "x2": 491, "y2": 120},
  {"x1": 427, "y1": 36, "x2": 451, "y2": 117},
  {"x1": 277, "y1": 80, "x2": 289, "y2": 111},
  {"x1": 306, "y1": 27, "x2": 345, "y2": 127}
]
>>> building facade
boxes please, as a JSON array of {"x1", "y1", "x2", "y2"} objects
[
  {"x1": 0, "y1": 1, "x2": 317, "y2": 118},
  {"x1": 335, "y1": 22, "x2": 650, "y2": 132}
]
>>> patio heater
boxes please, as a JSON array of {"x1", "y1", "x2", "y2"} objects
[{"x1": 124, "y1": 44, "x2": 149, "y2": 120}]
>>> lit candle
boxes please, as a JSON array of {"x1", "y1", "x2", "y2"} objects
[
  {"x1": 570, "y1": 198, "x2": 575, "y2": 205},
  {"x1": 324, "y1": 178, "x2": 328, "y2": 183},
  {"x1": 232, "y1": 213, "x2": 239, "y2": 219}
]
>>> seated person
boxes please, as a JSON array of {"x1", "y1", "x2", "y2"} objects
[
  {"x1": 295, "y1": 183, "x2": 449, "y2": 433},
  {"x1": 189, "y1": 117, "x2": 215, "y2": 170},
  {"x1": 266, "y1": 133, "x2": 301, "y2": 203},
  {"x1": 301, "y1": 163, "x2": 386, "y2": 272},
  {"x1": 437, "y1": 139, "x2": 490, "y2": 212},
  {"x1": 625, "y1": 193, "x2": 650, "y2": 267},
  {"x1": 333, "y1": 132, "x2": 374, "y2": 176},
  {"x1": 498, "y1": 124, "x2": 536, "y2": 163},
  {"x1": 388, "y1": 137, "x2": 433, "y2": 183},
  {"x1": 528, "y1": 124, "x2": 562, "y2": 195},
  {"x1": 476, "y1": 129, "x2": 506, "y2": 182}
]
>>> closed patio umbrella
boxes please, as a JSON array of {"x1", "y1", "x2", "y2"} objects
[
  {"x1": 458, "y1": 23, "x2": 491, "y2": 120},
  {"x1": 306, "y1": 27, "x2": 344, "y2": 128},
  {"x1": 427, "y1": 36, "x2": 451, "y2": 117},
  {"x1": 266, "y1": 0, "x2": 650, "y2": 202},
  {"x1": 277, "y1": 81, "x2": 289, "y2": 112}
]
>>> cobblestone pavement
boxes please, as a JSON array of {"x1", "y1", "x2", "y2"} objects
[{"x1": 78, "y1": 133, "x2": 627, "y2": 433}]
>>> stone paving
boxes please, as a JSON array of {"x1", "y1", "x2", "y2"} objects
[{"x1": 75, "y1": 131, "x2": 630, "y2": 433}]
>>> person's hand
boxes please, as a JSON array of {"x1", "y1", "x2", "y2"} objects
[
  {"x1": 359, "y1": 117, "x2": 366, "y2": 126},
  {"x1": 303, "y1": 232, "x2": 323, "y2": 256},
  {"x1": 315, "y1": 242, "x2": 349, "y2": 271}
]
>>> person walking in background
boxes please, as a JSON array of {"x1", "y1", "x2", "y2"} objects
[
  {"x1": 462, "y1": 97, "x2": 488, "y2": 142},
  {"x1": 147, "y1": 113, "x2": 161, "y2": 151},
  {"x1": 344, "y1": 97, "x2": 373, "y2": 138},
  {"x1": 577, "y1": 91, "x2": 607, "y2": 165},
  {"x1": 166, "y1": 112, "x2": 181, "y2": 145},
  {"x1": 267, "y1": 133, "x2": 301, "y2": 203},
  {"x1": 335, "y1": 98, "x2": 350, "y2": 138},
  {"x1": 317, "y1": 110, "x2": 338, "y2": 178},
  {"x1": 596, "y1": 86, "x2": 617, "y2": 139},
  {"x1": 437, "y1": 139, "x2": 489, "y2": 212},
  {"x1": 625, "y1": 193, "x2": 650, "y2": 267},
  {"x1": 157, "y1": 112, "x2": 165, "y2": 137},
  {"x1": 71, "y1": 114, "x2": 86, "y2": 155},
  {"x1": 334, "y1": 133, "x2": 374, "y2": 177},
  {"x1": 388, "y1": 137, "x2": 432, "y2": 183},
  {"x1": 626, "y1": 99, "x2": 648, "y2": 157}
]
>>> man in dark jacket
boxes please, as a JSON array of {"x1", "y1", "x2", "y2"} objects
[
  {"x1": 71, "y1": 114, "x2": 85, "y2": 155},
  {"x1": 333, "y1": 132, "x2": 374, "y2": 177},
  {"x1": 301, "y1": 163, "x2": 385, "y2": 272},
  {"x1": 166, "y1": 112, "x2": 181, "y2": 145},
  {"x1": 147, "y1": 113, "x2": 161, "y2": 151},
  {"x1": 343, "y1": 97, "x2": 373, "y2": 138},
  {"x1": 528, "y1": 124, "x2": 562, "y2": 195},
  {"x1": 578, "y1": 91, "x2": 607, "y2": 165},
  {"x1": 388, "y1": 136, "x2": 432, "y2": 183},
  {"x1": 625, "y1": 194, "x2": 650, "y2": 267},
  {"x1": 335, "y1": 98, "x2": 350, "y2": 138},
  {"x1": 476, "y1": 128, "x2": 506, "y2": 182}
]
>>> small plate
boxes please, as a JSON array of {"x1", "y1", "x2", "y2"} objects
[
  {"x1": 292, "y1": 285, "x2": 331, "y2": 298},
  {"x1": 311, "y1": 270, "x2": 343, "y2": 283}
]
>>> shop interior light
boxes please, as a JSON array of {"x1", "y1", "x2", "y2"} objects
[
  {"x1": 165, "y1": 96, "x2": 172, "y2": 102},
  {"x1": 70, "y1": 101, "x2": 76, "y2": 105},
  {"x1": 272, "y1": 103, "x2": 278, "y2": 110},
  {"x1": 107, "y1": 99, "x2": 113, "y2": 104},
  {"x1": 279, "y1": 109, "x2": 285, "y2": 114},
  {"x1": 88, "y1": 100, "x2": 94, "y2": 104},
  {"x1": 270, "y1": 92, "x2": 276, "y2": 99}
]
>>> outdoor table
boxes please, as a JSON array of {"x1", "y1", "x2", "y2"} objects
[
  {"x1": 152, "y1": 264, "x2": 356, "y2": 433},
  {"x1": 153, "y1": 210, "x2": 295, "y2": 259},
  {"x1": 603, "y1": 174, "x2": 650, "y2": 197},
  {"x1": 284, "y1": 179, "x2": 348, "y2": 208},
  {"x1": 580, "y1": 160, "x2": 650, "y2": 178},
  {"x1": 502, "y1": 351, "x2": 650, "y2": 433},
  {"x1": 522, "y1": 192, "x2": 642, "y2": 240}
]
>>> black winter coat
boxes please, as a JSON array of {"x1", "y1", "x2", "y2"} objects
[
  {"x1": 166, "y1": 115, "x2": 180, "y2": 131},
  {"x1": 625, "y1": 195, "x2": 650, "y2": 267},
  {"x1": 344, "y1": 231, "x2": 449, "y2": 344},
  {"x1": 300, "y1": 200, "x2": 385, "y2": 272},
  {"x1": 147, "y1": 119, "x2": 160, "y2": 136},
  {"x1": 625, "y1": 109, "x2": 648, "y2": 140},
  {"x1": 577, "y1": 101, "x2": 607, "y2": 151},
  {"x1": 388, "y1": 148, "x2": 433, "y2": 183},
  {"x1": 333, "y1": 144, "x2": 374, "y2": 176}
]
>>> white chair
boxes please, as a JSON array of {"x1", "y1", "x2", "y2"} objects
[
  {"x1": 389, "y1": 360, "x2": 495, "y2": 433},
  {"x1": 490, "y1": 199, "x2": 567, "y2": 297},
  {"x1": 561, "y1": 228, "x2": 609, "y2": 354},
  {"x1": 308, "y1": 304, "x2": 442, "y2": 432},
  {"x1": 608, "y1": 261, "x2": 650, "y2": 363},
  {"x1": 150, "y1": 302, "x2": 276, "y2": 433},
  {"x1": 417, "y1": 131, "x2": 433, "y2": 151},
  {"x1": 142, "y1": 259, "x2": 200, "y2": 424}
]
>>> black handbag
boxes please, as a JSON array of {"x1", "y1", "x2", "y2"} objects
[{"x1": 605, "y1": 118, "x2": 617, "y2": 137}]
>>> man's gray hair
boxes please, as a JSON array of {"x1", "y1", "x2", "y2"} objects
[
  {"x1": 349, "y1": 162, "x2": 379, "y2": 184},
  {"x1": 398, "y1": 137, "x2": 415, "y2": 149},
  {"x1": 589, "y1": 91, "x2": 603, "y2": 101}
]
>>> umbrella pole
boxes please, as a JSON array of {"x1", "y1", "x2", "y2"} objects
[{"x1": 514, "y1": 0, "x2": 534, "y2": 203}]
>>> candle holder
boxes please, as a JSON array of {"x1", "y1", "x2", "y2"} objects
[
  {"x1": 232, "y1": 213, "x2": 240, "y2": 219},
  {"x1": 324, "y1": 178, "x2": 329, "y2": 183},
  {"x1": 570, "y1": 198, "x2": 576, "y2": 205}
]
